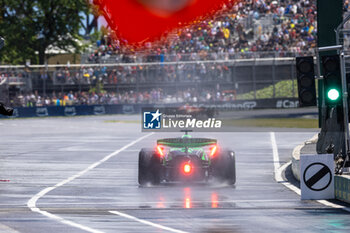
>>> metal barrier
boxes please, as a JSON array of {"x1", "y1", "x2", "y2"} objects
[{"x1": 81, "y1": 51, "x2": 314, "y2": 64}]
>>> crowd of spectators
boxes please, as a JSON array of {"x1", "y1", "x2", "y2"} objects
[
  {"x1": 53, "y1": 63, "x2": 231, "y2": 85},
  {"x1": 87, "y1": 0, "x2": 318, "y2": 63},
  {"x1": 0, "y1": 70, "x2": 27, "y2": 84},
  {"x1": 1, "y1": 60, "x2": 232, "y2": 88},
  {"x1": 10, "y1": 89, "x2": 236, "y2": 107},
  {"x1": 0, "y1": 73, "x2": 6, "y2": 84},
  {"x1": 6, "y1": 0, "x2": 350, "y2": 107}
]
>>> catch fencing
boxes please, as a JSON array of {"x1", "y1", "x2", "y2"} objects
[{"x1": 0, "y1": 55, "x2": 304, "y2": 107}]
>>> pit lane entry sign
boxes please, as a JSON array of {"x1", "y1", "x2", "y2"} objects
[{"x1": 300, "y1": 154, "x2": 334, "y2": 200}]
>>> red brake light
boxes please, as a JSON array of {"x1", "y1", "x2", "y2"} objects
[
  {"x1": 211, "y1": 193, "x2": 218, "y2": 208},
  {"x1": 210, "y1": 145, "x2": 217, "y2": 157},
  {"x1": 185, "y1": 197, "x2": 191, "y2": 208},
  {"x1": 183, "y1": 164, "x2": 192, "y2": 174},
  {"x1": 156, "y1": 145, "x2": 164, "y2": 157}
]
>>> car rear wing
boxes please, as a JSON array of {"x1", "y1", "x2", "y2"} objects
[{"x1": 157, "y1": 138, "x2": 217, "y2": 147}]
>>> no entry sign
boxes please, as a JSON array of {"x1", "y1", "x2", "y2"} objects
[{"x1": 300, "y1": 154, "x2": 334, "y2": 200}]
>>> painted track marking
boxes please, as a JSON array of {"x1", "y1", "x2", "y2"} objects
[
  {"x1": 270, "y1": 132, "x2": 280, "y2": 181},
  {"x1": 27, "y1": 133, "x2": 154, "y2": 233},
  {"x1": 270, "y1": 132, "x2": 350, "y2": 212},
  {"x1": 109, "y1": 211, "x2": 188, "y2": 233}
]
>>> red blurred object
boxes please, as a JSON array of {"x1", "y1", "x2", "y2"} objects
[
  {"x1": 93, "y1": 0, "x2": 235, "y2": 45},
  {"x1": 210, "y1": 145, "x2": 217, "y2": 157},
  {"x1": 156, "y1": 145, "x2": 164, "y2": 157},
  {"x1": 185, "y1": 197, "x2": 191, "y2": 208},
  {"x1": 183, "y1": 163, "x2": 192, "y2": 174},
  {"x1": 211, "y1": 192, "x2": 218, "y2": 208}
]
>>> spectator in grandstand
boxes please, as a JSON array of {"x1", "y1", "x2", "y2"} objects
[
  {"x1": 0, "y1": 74, "x2": 6, "y2": 84},
  {"x1": 9, "y1": 87, "x2": 238, "y2": 108},
  {"x1": 85, "y1": 0, "x2": 317, "y2": 62}
]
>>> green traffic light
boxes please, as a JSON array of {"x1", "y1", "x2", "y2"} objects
[{"x1": 327, "y1": 88, "x2": 340, "y2": 101}]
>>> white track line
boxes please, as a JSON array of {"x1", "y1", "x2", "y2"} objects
[
  {"x1": 270, "y1": 132, "x2": 350, "y2": 212},
  {"x1": 109, "y1": 211, "x2": 188, "y2": 233},
  {"x1": 270, "y1": 132, "x2": 280, "y2": 181},
  {"x1": 275, "y1": 161, "x2": 301, "y2": 195},
  {"x1": 27, "y1": 133, "x2": 154, "y2": 233}
]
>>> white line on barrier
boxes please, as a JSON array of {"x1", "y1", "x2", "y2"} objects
[
  {"x1": 270, "y1": 132, "x2": 350, "y2": 212},
  {"x1": 27, "y1": 133, "x2": 154, "y2": 233},
  {"x1": 109, "y1": 211, "x2": 188, "y2": 233}
]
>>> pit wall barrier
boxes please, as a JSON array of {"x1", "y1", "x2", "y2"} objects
[
  {"x1": 0, "y1": 98, "x2": 300, "y2": 119},
  {"x1": 335, "y1": 175, "x2": 350, "y2": 203}
]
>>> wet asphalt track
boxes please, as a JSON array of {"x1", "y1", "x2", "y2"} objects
[{"x1": 0, "y1": 115, "x2": 349, "y2": 233}]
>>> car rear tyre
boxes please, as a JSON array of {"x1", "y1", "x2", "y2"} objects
[
  {"x1": 138, "y1": 149, "x2": 161, "y2": 185},
  {"x1": 211, "y1": 150, "x2": 236, "y2": 185}
]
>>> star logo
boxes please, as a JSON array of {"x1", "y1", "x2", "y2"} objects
[
  {"x1": 143, "y1": 109, "x2": 162, "y2": 129},
  {"x1": 150, "y1": 109, "x2": 162, "y2": 122}
]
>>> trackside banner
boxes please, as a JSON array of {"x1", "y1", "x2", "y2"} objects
[{"x1": 0, "y1": 98, "x2": 299, "y2": 119}]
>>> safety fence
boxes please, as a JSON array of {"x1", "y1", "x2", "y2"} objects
[{"x1": 0, "y1": 57, "x2": 301, "y2": 107}]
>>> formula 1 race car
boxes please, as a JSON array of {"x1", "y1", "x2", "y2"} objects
[{"x1": 138, "y1": 132, "x2": 236, "y2": 185}]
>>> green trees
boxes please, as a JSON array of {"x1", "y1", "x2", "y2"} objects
[{"x1": 0, "y1": 0, "x2": 89, "y2": 64}]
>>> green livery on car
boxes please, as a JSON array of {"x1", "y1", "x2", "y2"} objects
[{"x1": 138, "y1": 132, "x2": 236, "y2": 185}]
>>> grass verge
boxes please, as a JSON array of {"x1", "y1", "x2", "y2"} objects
[{"x1": 224, "y1": 118, "x2": 318, "y2": 128}]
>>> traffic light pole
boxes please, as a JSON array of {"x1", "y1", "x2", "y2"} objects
[
  {"x1": 336, "y1": 12, "x2": 350, "y2": 171},
  {"x1": 317, "y1": 0, "x2": 343, "y2": 129},
  {"x1": 316, "y1": 0, "x2": 349, "y2": 172},
  {"x1": 340, "y1": 51, "x2": 350, "y2": 171},
  {"x1": 317, "y1": 45, "x2": 349, "y2": 172}
]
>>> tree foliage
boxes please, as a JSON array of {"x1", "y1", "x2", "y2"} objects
[{"x1": 0, "y1": 0, "x2": 89, "y2": 64}]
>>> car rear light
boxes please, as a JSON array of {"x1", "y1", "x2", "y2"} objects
[
  {"x1": 183, "y1": 164, "x2": 192, "y2": 174},
  {"x1": 185, "y1": 197, "x2": 191, "y2": 208},
  {"x1": 156, "y1": 145, "x2": 164, "y2": 157},
  {"x1": 210, "y1": 145, "x2": 217, "y2": 157},
  {"x1": 211, "y1": 193, "x2": 218, "y2": 208}
]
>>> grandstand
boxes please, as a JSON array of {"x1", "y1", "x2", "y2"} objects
[
  {"x1": 0, "y1": 0, "x2": 325, "y2": 108},
  {"x1": 83, "y1": 0, "x2": 317, "y2": 64}
]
